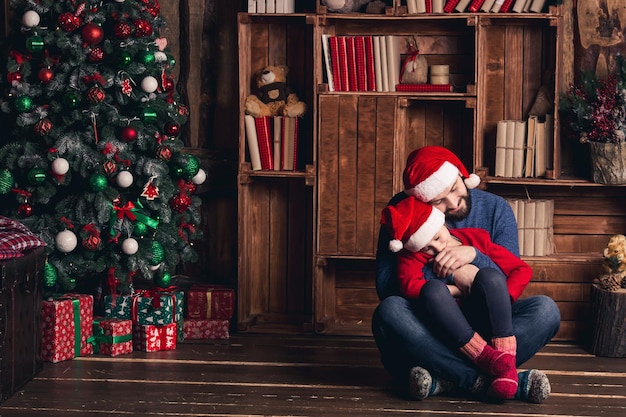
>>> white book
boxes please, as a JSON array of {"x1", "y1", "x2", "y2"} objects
[
  {"x1": 379, "y1": 36, "x2": 389, "y2": 92},
  {"x1": 529, "y1": 0, "x2": 546, "y2": 13},
  {"x1": 533, "y1": 200, "x2": 547, "y2": 256},
  {"x1": 491, "y1": 0, "x2": 505, "y2": 12},
  {"x1": 257, "y1": 0, "x2": 265, "y2": 13},
  {"x1": 544, "y1": 114, "x2": 554, "y2": 170},
  {"x1": 433, "y1": 0, "x2": 445, "y2": 13},
  {"x1": 321, "y1": 34, "x2": 335, "y2": 92},
  {"x1": 455, "y1": 0, "x2": 472, "y2": 12},
  {"x1": 407, "y1": 0, "x2": 419, "y2": 14},
  {"x1": 276, "y1": 0, "x2": 284, "y2": 13},
  {"x1": 244, "y1": 115, "x2": 262, "y2": 171},
  {"x1": 284, "y1": 0, "x2": 295, "y2": 13},
  {"x1": 373, "y1": 36, "x2": 383, "y2": 92},
  {"x1": 512, "y1": 120, "x2": 526, "y2": 178},
  {"x1": 495, "y1": 120, "x2": 508, "y2": 177},
  {"x1": 481, "y1": 0, "x2": 497, "y2": 12},
  {"x1": 248, "y1": 0, "x2": 257, "y2": 13},
  {"x1": 266, "y1": 0, "x2": 275, "y2": 13},
  {"x1": 511, "y1": 0, "x2": 528, "y2": 13},
  {"x1": 534, "y1": 119, "x2": 546, "y2": 177},
  {"x1": 522, "y1": 200, "x2": 536, "y2": 256},
  {"x1": 523, "y1": 0, "x2": 532, "y2": 12},
  {"x1": 385, "y1": 35, "x2": 400, "y2": 92},
  {"x1": 524, "y1": 115, "x2": 537, "y2": 177},
  {"x1": 273, "y1": 116, "x2": 282, "y2": 170},
  {"x1": 504, "y1": 120, "x2": 516, "y2": 177},
  {"x1": 416, "y1": 0, "x2": 427, "y2": 14}
]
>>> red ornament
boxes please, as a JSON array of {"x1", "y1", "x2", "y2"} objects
[
  {"x1": 82, "y1": 23, "x2": 104, "y2": 45},
  {"x1": 58, "y1": 13, "x2": 82, "y2": 32},
  {"x1": 169, "y1": 192, "x2": 191, "y2": 213},
  {"x1": 177, "y1": 104, "x2": 189, "y2": 117},
  {"x1": 87, "y1": 86, "x2": 106, "y2": 104},
  {"x1": 7, "y1": 71, "x2": 22, "y2": 83},
  {"x1": 156, "y1": 145, "x2": 172, "y2": 161},
  {"x1": 114, "y1": 22, "x2": 132, "y2": 39},
  {"x1": 88, "y1": 46, "x2": 104, "y2": 62},
  {"x1": 163, "y1": 77, "x2": 175, "y2": 92},
  {"x1": 120, "y1": 126, "x2": 138, "y2": 142},
  {"x1": 103, "y1": 160, "x2": 117, "y2": 175},
  {"x1": 34, "y1": 118, "x2": 52, "y2": 136},
  {"x1": 183, "y1": 180, "x2": 197, "y2": 194},
  {"x1": 164, "y1": 122, "x2": 180, "y2": 137},
  {"x1": 38, "y1": 68, "x2": 54, "y2": 84},
  {"x1": 133, "y1": 19, "x2": 153, "y2": 37},
  {"x1": 83, "y1": 235, "x2": 101, "y2": 251},
  {"x1": 18, "y1": 203, "x2": 33, "y2": 217}
]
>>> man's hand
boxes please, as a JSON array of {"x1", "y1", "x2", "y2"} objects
[{"x1": 431, "y1": 246, "x2": 477, "y2": 277}]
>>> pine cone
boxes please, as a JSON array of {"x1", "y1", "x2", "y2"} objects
[{"x1": 597, "y1": 273, "x2": 622, "y2": 291}]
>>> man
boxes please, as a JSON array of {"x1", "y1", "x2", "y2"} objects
[{"x1": 371, "y1": 146, "x2": 560, "y2": 403}]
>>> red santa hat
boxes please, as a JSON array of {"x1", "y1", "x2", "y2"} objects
[
  {"x1": 403, "y1": 146, "x2": 480, "y2": 202},
  {"x1": 381, "y1": 197, "x2": 446, "y2": 253}
]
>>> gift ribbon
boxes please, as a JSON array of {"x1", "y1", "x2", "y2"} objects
[
  {"x1": 205, "y1": 291, "x2": 213, "y2": 319},
  {"x1": 71, "y1": 298, "x2": 82, "y2": 356},
  {"x1": 91, "y1": 319, "x2": 132, "y2": 354},
  {"x1": 109, "y1": 200, "x2": 159, "y2": 236}
]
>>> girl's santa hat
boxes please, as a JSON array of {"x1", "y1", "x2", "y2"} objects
[
  {"x1": 381, "y1": 197, "x2": 445, "y2": 253},
  {"x1": 403, "y1": 146, "x2": 480, "y2": 202}
]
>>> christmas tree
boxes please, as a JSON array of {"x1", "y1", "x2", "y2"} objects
[{"x1": 0, "y1": 0, "x2": 205, "y2": 294}]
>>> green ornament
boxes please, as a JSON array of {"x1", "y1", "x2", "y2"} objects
[
  {"x1": 14, "y1": 96, "x2": 33, "y2": 112},
  {"x1": 26, "y1": 35, "x2": 44, "y2": 52},
  {"x1": 133, "y1": 221, "x2": 148, "y2": 236},
  {"x1": 154, "y1": 271, "x2": 171, "y2": 288},
  {"x1": 151, "y1": 240, "x2": 164, "y2": 264},
  {"x1": 0, "y1": 170, "x2": 14, "y2": 194},
  {"x1": 139, "y1": 50, "x2": 155, "y2": 65},
  {"x1": 89, "y1": 173, "x2": 108, "y2": 192},
  {"x1": 43, "y1": 262, "x2": 57, "y2": 288},
  {"x1": 167, "y1": 55, "x2": 176, "y2": 69},
  {"x1": 181, "y1": 154, "x2": 200, "y2": 179},
  {"x1": 119, "y1": 51, "x2": 132, "y2": 67},
  {"x1": 142, "y1": 108, "x2": 157, "y2": 123},
  {"x1": 64, "y1": 92, "x2": 80, "y2": 108},
  {"x1": 27, "y1": 167, "x2": 46, "y2": 185}
]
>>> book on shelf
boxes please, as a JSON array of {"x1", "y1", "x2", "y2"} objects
[
  {"x1": 244, "y1": 115, "x2": 262, "y2": 171},
  {"x1": 455, "y1": 0, "x2": 472, "y2": 12},
  {"x1": 273, "y1": 116, "x2": 283, "y2": 170},
  {"x1": 247, "y1": 0, "x2": 257, "y2": 13},
  {"x1": 328, "y1": 36, "x2": 343, "y2": 92},
  {"x1": 364, "y1": 36, "x2": 377, "y2": 91},
  {"x1": 522, "y1": 200, "x2": 535, "y2": 256},
  {"x1": 354, "y1": 36, "x2": 368, "y2": 92},
  {"x1": 534, "y1": 118, "x2": 546, "y2": 177},
  {"x1": 480, "y1": 0, "x2": 496, "y2": 11},
  {"x1": 494, "y1": 120, "x2": 507, "y2": 177},
  {"x1": 275, "y1": 0, "x2": 284, "y2": 13},
  {"x1": 544, "y1": 114, "x2": 554, "y2": 171},
  {"x1": 491, "y1": 0, "x2": 505, "y2": 12},
  {"x1": 407, "y1": 0, "x2": 418, "y2": 14},
  {"x1": 512, "y1": 119, "x2": 526, "y2": 178},
  {"x1": 379, "y1": 35, "x2": 390, "y2": 92},
  {"x1": 386, "y1": 35, "x2": 401, "y2": 92},
  {"x1": 256, "y1": 0, "x2": 265, "y2": 13},
  {"x1": 444, "y1": 0, "x2": 461, "y2": 13},
  {"x1": 266, "y1": 0, "x2": 275, "y2": 13},
  {"x1": 373, "y1": 36, "x2": 383, "y2": 92},
  {"x1": 524, "y1": 115, "x2": 537, "y2": 177},
  {"x1": 281, "y1": 117, "x2": 298, "y2": 170},
  {"x1": 433, "y1": 0, "x2": 444, "y2": 13},
  {"x1": 504, "y1": 120, "x2": 516, "y2": 177},
  {"x1": 336, "y1": 36, "x2": 350, "y2": 91},
  {"x1": 499, "y1": 0, "x2": 515, "y2": 12},
  {"x1": 346, "y1": 36, "x2": 358, "y2": 92},
  {"x1": 254, "y1": 116, "x2": 274, "y2": 170},
  {"x1": 529, "y1": 0, "x2": 546, "y2": 12},
  {"x1": 511, "y1": 0, "x2": 528, "y2": 13},
  {"x1": 321, "y1": 34, "x2": 335, "y2": 92},
  {"x1": 508, "y1": 199, "x2": 554, "y2": 256},
  {"x1": 468, "y1": 0, "x2": 486, "y2": 13},
  {"x1": 507, "y1": 199, "x2": 523, "y2": 250},
  {"x1": 395, "y1": 83, "x2": 453, "y2": 92}
]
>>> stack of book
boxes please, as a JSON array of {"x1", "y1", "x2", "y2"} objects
[
  {"x1": 507, "y1": 199, "x2": 554, "y2": 257},
  {"x1": 244, "y1": 115, "x2": 299, "y2": 171},
  {"x1": 405, "y1": 0, "x2": 547, "y2": 13},
  {"x1": 247, "y1": 0, "x2": 295, "y2": 13},
  {"x1": 494, "y1": 114, "x2": 553, "y2": 178}
]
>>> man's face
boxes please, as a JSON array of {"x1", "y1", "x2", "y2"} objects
[{"x1": 426, "y1": 175, "x2": 471, "y2": 221}]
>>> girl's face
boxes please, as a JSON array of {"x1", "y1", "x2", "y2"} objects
[{"x1": 420, "y1": 225, "x2": 452, "y2": 256}]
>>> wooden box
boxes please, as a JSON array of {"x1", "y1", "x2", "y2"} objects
[{"x1": 0, "y1": 247, "x2": 45, "y2": 403}]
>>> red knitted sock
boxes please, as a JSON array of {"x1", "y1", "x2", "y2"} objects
[
  {"x1": 459, "y1": 332, "x2": 487, "y2": 361},
  {"x1": 492, "y1": 335, "x2": 517, "y2": 357},
  {"x1": 474, "y1": 344, "x2": 516, "y2": 377}
]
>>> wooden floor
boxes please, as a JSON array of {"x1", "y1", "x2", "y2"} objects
[{"x1": 0, "y1": 333, "x2": 625, "y2": 417}]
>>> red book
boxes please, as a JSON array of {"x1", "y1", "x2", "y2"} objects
[
  {"x1": 364, "y1": 36, "x2": 376, "y2": 91},
  {"x1": 254, "y1": 116, "x2": 274, "y2": 170},
  {"x1": 426, "y1": 0, "x2": 432, "y2": 13},
  {"x1": 468, "y1": 0, "x2": 485, "y2": 12},
  {"x1": 499, "y1": 0, "x2": 514, "y2": 12},
  {"x1": 354, "y1": 36, "x2": 367, "y2": 92},
  {"x1": 328, "y1": 36, "x2": 343, "y2": 92},
  {"x1": 336, "y1": 36, "x2": 350, "y2": 92},
  {"x1": 395, "y1": 83, "x2": 453, "y2": 92},
  {"x1": 346, "y1": 36, "x2": 358, "y2": 92},
  {"x1": 443, "y1": 0, "x2": 461, "y2": 12}
]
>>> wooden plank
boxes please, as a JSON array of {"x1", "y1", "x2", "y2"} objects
[
  {"x1": 269, "y1": 181, "x2": 289, "y2": 314},
  {"x1": 554, "y1": 215, "x2": 626, "y2": 235},
  {"x1": 522, "y1": 26, "x2": 543, "y2": 118},
  {"x1": 337, "y1": 96, "x2": 359, "y2": 255},
  {"x1": 318, "y1": 96, "x2": 340, "y2": 254},
  {"x1": 374, "y1": 97, "x2": 396, "y2": 226},
  {"x1": 356, "y1": 97, "x2": 377, "y2": 256},
  {"x1": 504, "y1": 25, "x2": 524, "y2": 119}
]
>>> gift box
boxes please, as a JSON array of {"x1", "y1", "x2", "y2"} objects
[
  {"x1": 133, "y1": 322, "x2": 177, "y2": 352},
  {"x1": 92, "y1": 318, "x2": 133, "y2": 356},
  {"x1": 42, "y1": 293, "x2": 94, "y2": 363},
  {"x1": 186, "y1": 285, "x2": 234, "y2": 320},
  {"x1": 105, "y1": 289, "x2": 179, "y2": 326},
  {"x1": 182, "y1": 319, "x2": 230, "y2": 340}
]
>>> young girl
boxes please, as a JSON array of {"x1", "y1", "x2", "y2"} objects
[{"x1": 380, "y1": 196, "x2": 532, "y2": 400}]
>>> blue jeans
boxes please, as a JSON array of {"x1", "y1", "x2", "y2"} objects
[{"x1": 371, "y1": 292, "x2": 560, "y2": 392}]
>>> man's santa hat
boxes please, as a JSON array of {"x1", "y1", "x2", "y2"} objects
[
  {"x1": 381, "y1": 197, "x2": 445, "y2": 253},
  {"x1": 403, "y1": 146, "x2": 480, "y2": 202}
]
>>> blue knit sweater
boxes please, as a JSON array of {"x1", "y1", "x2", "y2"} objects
[{"x1": 375, "y1": 188, "x2": 520, "y2": 300}]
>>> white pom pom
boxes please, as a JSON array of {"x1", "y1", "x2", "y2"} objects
[
  {"x1": 116, "y1": 171, "x2": 133, "y2": 188},
  {"x1": 141, "y1": 76, "x2": 158, "y2": 93},
  {"x1": 22, "y1": 11, "x2": 40, "y2": 28},
  {"x1": 191, "y1": 168, "x2": 206, "y2": 185},
  {"x1": 464, "y1": 173, "x2": 480, "y2": 189},
  {"x1": 121, "y1": 238, "x2": 139, "y2": 255},
  {"x1": 55, "y1": 230, "x2": 78, "y2": 253},
  {"x1": 51, "y1": 158, "x2": 70, "y2": 175},
  {"x1": 389, "y1": 239, "x2": 404, "y2": 253}
]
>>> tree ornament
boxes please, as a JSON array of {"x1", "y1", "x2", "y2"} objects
[
  {"x1": 58, "y1": 13, "x2": 82, "y2": 31},
  {"x1": 103, "y1": 160, "x2": 117, "y2": 175},
  {"x1": 43, "y1": 262, "x2": 58, "y2": 288},
  {"x1": 163, "y1": 77, "x2": 175, "y2": 92},
  {"x1": 178, "y1": 103, "x2": 189, "y2": 117},
  {"x1": 0, "y1": 170, "x2": 14, "y2": 194},
  {"x1": 167, "y1": 55, "x2": 176, "y2": 69},
  {"x1": 26, "y1": 35, "x2": 44, "y2": 52},
  {"x1": 120, "y1": 126, "x2": 137, "y2": 142},
  {"x1": 34, "y1": 118, "x2": 52, "y2": 135},
  {"x1": 89, "y1": 173, "x2": 108, "y2": 192},
  {"x1": 139, "y1": 50, "x2": 155, "y2": 65},
  {"x1": 184, "y1": 180, "x2": 197, "y2": 194},
  {"x1": 176, "y1": 154, "x2": 200, "y2": 179},
  {"x1": 141, "y1": 177, "x2": 159, "y2": 200},
  {"x1": 164, "y1": 121, "x2": 180, "y2": 137},
  {"x1": 14, "y1": 96, "x2": 33, "y2": 112},
  {"x1": 113, "y1": 22, "x2": 132, "y2": 39},
  {"x1": 156, "y1": 145, "x2": 172, "y2": 161},
  {"x1": 83, "y1": 234, "x2": 101, "y2": 251},
  {"x1": 154, "y1": 271, "x2": 172, "y2": 288},
  {"x1": 63, "y1": 92, "x2": 80, "y2": 108},
  {"x1": 27, "y1": 167, "x2": 46, "y2": 185},
  {"x1": 55, "y1": 230, "x2": 78, "y2": 253},
  {"x1": 38, "y1": 67, "x2": 54, "y2": 84},
  {"x1": 18, "y1": 203, "x2": 33, "y2": 217},
  {"x1": 133, "y1": 222, "x2": 148, "y2": 236},
  {"x1": 121, "y1": 237, "x2": 139, "y2": 255},
  {"x1": 141, "y1": 76, "x2": 158, "y2": 93},
  {"x1": 151, "y1": 240, "x2": 165, "y2": 264},
  {"x1": 133, "y1": 19, "x2": 153, "y2": 37},
  {"x1": 88, "y1": 46, "x2": 104, "y2": 62},
  {"x1": 169, "y1": 192, "x2": 191, "y2": 213},
  {"x1": 118, "y1": 51, "x2": 132, "y2": 67},
  {"x1": 7, "y1": 71, "x2": 22, "y2": 84},
  {"x1": 116, "y1": 170, "x2": 133, "y2": 188},
  {"x1": 142, "y1": 108, "x2": 157, "y2": 123},
  {"x1": 154, "y1": 51, "x2": 167, "y2": 62},
  {"x1": 22, "y1": 10, "x2": 41, "y2": 28},
  {"x1": 192, "y1": 168, "x2": 207, "y2": 185},
  {"x1": 87, "y1": 86, "x2": 106, "y2": 104},
  {"x1": 82, "y1": 23, "x2": 104, "y2": 45},
  {"x1": 51, "y1": 158, "x2": 70, "y2": 175}
]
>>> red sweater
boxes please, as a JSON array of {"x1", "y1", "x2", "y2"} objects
[{"x1": 397, "y1": 228, "x2": 531, "y2": 302}]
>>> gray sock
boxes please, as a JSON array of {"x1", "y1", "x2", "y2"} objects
[
  {"x1": 515, "y1": 369, "x2": 551, "y2": 403},
  {"x1": 408, "y1": 366, "x2": 454, "y2": 400}
]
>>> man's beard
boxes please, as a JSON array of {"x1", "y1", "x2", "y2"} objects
[{"x1": 445, "y1": 192, "x2": 472, "y2": 221}]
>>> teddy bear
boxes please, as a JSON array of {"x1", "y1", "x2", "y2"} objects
[
  {"x1": 321, "y1": 0, "x2": 387, "y2": 14},
  {"x1": 244, "y1": 65, "x2": 306, "y2": 118},
  {"x1": 595, "y1": 234, "x2": 626, "y2": 291}
]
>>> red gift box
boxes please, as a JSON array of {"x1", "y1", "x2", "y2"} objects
[
  {"x1": 186, "y1": 285, "x2": 234, "y2": 320},
  {"x1": 42, "y1": 293, "x2": 94, "y2": 363},
  {"x1": 133, "y1": 322, "x2": 177, "y2": 352},
  {"x1": 182, "y1": 319, "x2": 230, "y2": 340},
  {"x1": 92, "y1": 318, "x2": 133, "y2": 356}
]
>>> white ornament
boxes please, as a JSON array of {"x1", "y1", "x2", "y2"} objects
[
  {"x1": 22, "y1": 11, "x2": 40, "y2": 28},
  {"x1": 191, "y1": 168, "x2": 207, "y2": 185},
  {"x1": 121, "y1": 238, "x2": 139, "y2": 255},
  {"x1": 114, "y1": 0, "x2": 125, "y2": 2},
  {"x1": 149, "y1": 263, "x2": 162, "y2": 271},
  {"x1": 116, "y1": 171, "x2": 133, "y2": 188},
  {"x1": 51, "y1": 158, "x2": 70, "y2": 175},
  {"x1": 141, "y1": 76, "x2": 158, "y2": 93},
  {"x1": 55, "y1": 230, "x2": 78, "y2": 253},
  {"x1": 154, "y1": 51, "x2": 167, "y2": 62}
]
